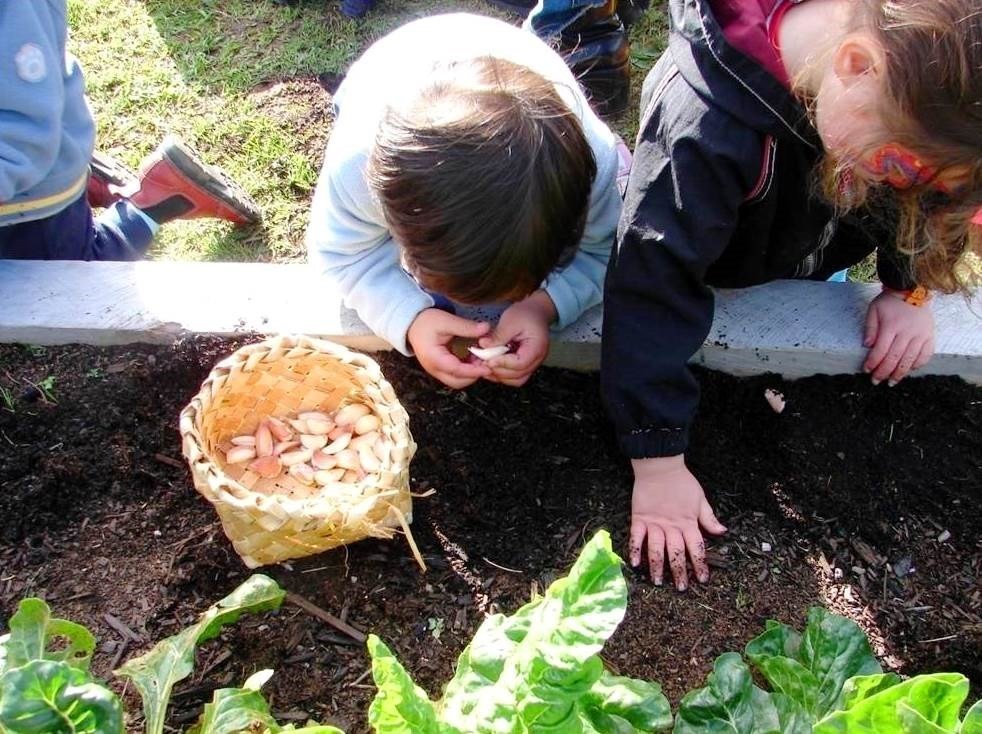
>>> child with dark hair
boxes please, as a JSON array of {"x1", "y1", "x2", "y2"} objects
[
  {"x1": 1, "y1": 2, "x2": 260, "y2": 261},
  {"x1": 307, "y1": 13, "x2": 626, "y2": 389},
  {"x1": 603, "y1": 0, "x2": 981, "y2": 591}
]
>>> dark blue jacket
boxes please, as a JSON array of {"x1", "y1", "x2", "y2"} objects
[{"x1": 602, "y1": 0, "x2": 914, "y2": 459}]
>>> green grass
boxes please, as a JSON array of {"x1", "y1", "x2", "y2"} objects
[
  {"x1": 67, "y1": 0, "x2": 668, "y2": 262},
  {"x1": 68, "y1": 0, "x2": 522, "y2": 261}
]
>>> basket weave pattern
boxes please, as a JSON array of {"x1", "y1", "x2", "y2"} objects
[{"x1": 180, "y1": 335, "x2": 417, "y2": 568}]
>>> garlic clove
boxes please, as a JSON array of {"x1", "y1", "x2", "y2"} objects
[
  {"x1": 300, "y1": 434, "x2": 328, "y2": 450},
  {"x1": 273, "y1": 440, "x2": 300, "y2": 456},
  {"x1": 231, "y1": 435, "x2": 256, "y2": 447},
  {"x1": 266, "y1": 417, "x2": 293, "y2": 442},
  {"x1": 255, "y1": 423, "x2": 274, "y2": 457},
  {"x1": 322, "y1": 432, "x2": 352, "y2": 455},
  {"x1": 249, "y1": 454, "x2": 282, "y2": 479},
  {"x1": 358, "y1": 444, "x2": 381, "y2": 472},
  {"x1": 335, "y1": 403, "x2": 371, "y2": 426},
  {"x1": 305, "y1": 418, "x2": 334, "y2": 435},
  {"x1": 280, "y1": 448, "x2": 314, "y2": 467},
  {"x1": 349, "y1": 431, "x2": 379, "y2": 450},
  {"x1": 311, "y1": 450, "x2": 338, "y2": 469},
  {"x1": 468, "y1": 345, "x2": 511, "y2": 361},
  {"x1": 226, "y1": 446, "x2": 256, "y2": 464},
  {"x1": 353, "y1": 414, "x2": 381, "y2": 435},
  {"x1": 289, "y1": 462, "x2": 316, "y2": 486},
  {"x1": 764, "y1": 388, "x2": 786, "y2": 414},
  {"x1": 335, "y1": 448, "x2": 360, "y2": 471}
]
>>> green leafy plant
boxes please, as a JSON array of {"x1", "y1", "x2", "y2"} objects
[
  {"x1": 676, "y1": 608, "x2": 981, "y2": 733},
  {"x1": 366, "y1": 530, "x2": 674, "y2": 733},
  {"x1": 0, "y1": 575, "x2": 343, "y2": 734}
]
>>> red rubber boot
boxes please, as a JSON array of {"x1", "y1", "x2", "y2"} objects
[{"x1": 129, "y1": 136, "x2": 261, "y2": 225}]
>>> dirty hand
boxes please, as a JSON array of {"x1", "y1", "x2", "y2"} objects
[
  {"x1": 480, "y1": 290, "x2": 556, "y2": 387},
  {"x1": 630, "y1": 455, "x2": 727, "y2": 591},
  {"x1": 863, "y1": 290, "x2": 935, "y2": 386},
  {"x1": 408, "y1": 308, "x2": 492, "y2": 389}
]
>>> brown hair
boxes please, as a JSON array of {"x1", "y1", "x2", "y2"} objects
[
  {"x1": 816, "y1": 0, "x2": 982, "y2": 293},
  {"x1": 368, "y1": 56, "x2": 596, "y2": 305}
]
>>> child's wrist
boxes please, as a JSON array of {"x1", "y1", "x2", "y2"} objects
[
  {"x1": 881, "y1": 284, "x2": 932, "y2": 307},
  {"x1": 525, "y1": 289, "x2": 558, "y2": 324},
  {"x1": 632, "y1": 454, "x2": 685, "y2": 479}
]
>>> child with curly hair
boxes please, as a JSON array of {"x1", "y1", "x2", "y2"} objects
[{"x1": 603, "y1": 0, "x2": 981, "y2": 590}]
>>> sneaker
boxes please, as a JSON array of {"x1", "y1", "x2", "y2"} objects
[
  {"x1": 130, "y1": 136, "x2": 261, "y2": 225},
  {"x1": 86, "y1": 151, "x2": 139, "y2": 209}
]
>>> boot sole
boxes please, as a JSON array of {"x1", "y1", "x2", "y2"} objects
[
  {"x1": 156, "y1": 136, "x2": 262, "y2": 224},
  {"x1": 91, "y1": 151, "x2": 138, "y2": 188}
]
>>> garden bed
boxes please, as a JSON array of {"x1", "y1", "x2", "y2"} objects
[{"x1": 0, "y1": 337, "x2": 979, "y2": 732}]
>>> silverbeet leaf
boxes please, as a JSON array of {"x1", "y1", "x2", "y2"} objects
[
  {"x1": 115, "y1": 574, "x2": 285, "y2": 734},
  {"x1": 745, "y1": 607, "x2": 881, "y2": 718},
  {"x1": 814, "y1": 672, "x2": 969, "y2": 733},
  {"x1": 0, "y1": 659, "x2": 123, "y2": 734},
  {"x1": 0, "y1": 599, "x2": 96, "y2": 674},
  {"x1": 581, "y1": 672, "x2": 673, "y2": 733},
  {"x1": 367, "y1": 636, "x2": 443, "y2": 734},
  {"x1": 673, "y1": 652, "x2": 780, "y2": 734},
  {"x1": 368, "y1": 531, "x2": 670, "y2": 733}
]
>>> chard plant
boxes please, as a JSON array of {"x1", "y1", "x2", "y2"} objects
[
  {"x1": 1, "y1": 534, "x2": 978, "y2": 734},
  {"x1": 676, "y1": 607, "x2": 982, "y2": 733},
  {"x1": 0, "y1": 575, "x2": 341, "y2": 734},
  {"x1": 367, "y1": 530, "x2": 674, "y2": 733}
]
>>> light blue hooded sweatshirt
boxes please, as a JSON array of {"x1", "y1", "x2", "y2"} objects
[
  {"x1": 306, "y1": 13, "x2": 622, "y2": 355},
  {"x1": 0, "y1": 1, "x2": 95, "y2": 226}
]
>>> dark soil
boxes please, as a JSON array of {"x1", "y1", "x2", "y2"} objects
[{"x1": 1, "y1": 337, "x2": 979, "y2": 732}]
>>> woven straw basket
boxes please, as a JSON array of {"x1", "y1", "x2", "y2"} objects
[{"x1": 179, "y1": 335, "x2": 420, "y2": 569}]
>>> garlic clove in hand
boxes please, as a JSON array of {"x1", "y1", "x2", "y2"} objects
[{"x1": 468, "y1": 345, "x2": 511, "y2": 361}]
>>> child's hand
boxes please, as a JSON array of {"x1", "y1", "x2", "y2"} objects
[
  {"x1": 630, "y1": 456, "x2": 727, "y2": 591},
  {"x1": 863, "y1": 290, "x2": 935, "y2": 386},
  {"x1": 407, "y1": 308, "x2": 492, "y2": 389},
  {"x1": 480, "y1": 290, "x2": 556, "y2": 387}
]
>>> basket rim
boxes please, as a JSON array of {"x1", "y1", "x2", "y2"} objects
[{"x1": 179, "y1": 334, "x2": 415, "y2": 511}]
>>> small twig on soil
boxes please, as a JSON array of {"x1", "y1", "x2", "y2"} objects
[
  {"x1": 917, "y1": 634, "x2": 959, "y2": 644},
  {"x1": 482, "y1": 557, "x2": 523, "y2": 574},
  {"x1": 198, "y1": 649, "x2": 233, "y2": 678},
  {"x1": 108, "y1": 640, "x2": 130, "y2": 672},
  {"x1": 153, "y1": 452, "x2": 186, "y2": 470},
  {"x1": 347, "y1": 667, "x2": 372, "y2": 689},
  {"x1": 103, "y1": 613, "x2": 141, "y2": 641},
  {"x1": 285, "y1": 591, "x2": 366, "y2": 643}
]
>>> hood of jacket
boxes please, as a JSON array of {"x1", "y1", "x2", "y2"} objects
[{"x1": 668, "y1": 0, "x2": 820, "y2": 148}]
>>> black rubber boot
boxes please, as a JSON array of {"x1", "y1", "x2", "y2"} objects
[{"x1": 559, "y1": 0, "x2": 631, "y2": 116}]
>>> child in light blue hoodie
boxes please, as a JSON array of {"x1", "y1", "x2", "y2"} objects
[
  {"x1": 306, "y1": 14, "x2": 627, "y2": 390},
  {"x1": 0, "y1": 2, "x2": 260, "y2": 261}
]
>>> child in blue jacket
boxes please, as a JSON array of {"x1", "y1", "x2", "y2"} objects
[
  {"x1": 0, "y1": 2, "x2": 260, "y2": 261},
  {"x1": 307, "y1": 14, "x2": 627, "y2": 389}
]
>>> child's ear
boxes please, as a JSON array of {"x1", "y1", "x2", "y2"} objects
[{"x1": 832, "y1": 35, "x2": 883, "y2": 84}]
